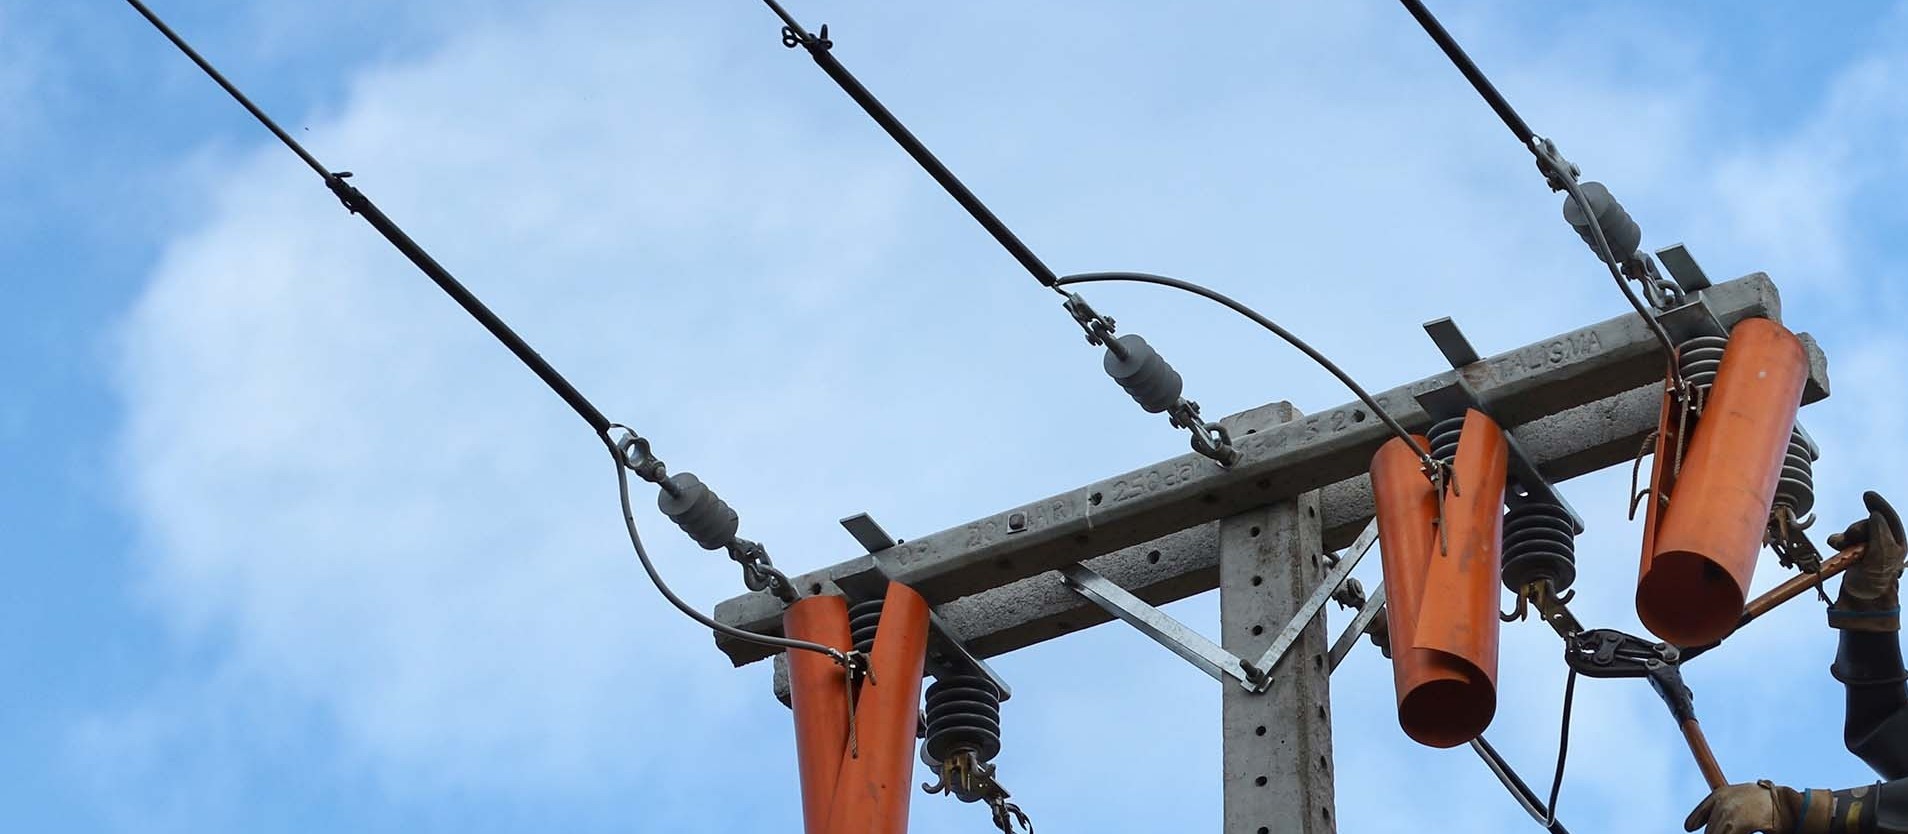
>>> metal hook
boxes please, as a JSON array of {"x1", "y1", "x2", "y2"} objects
[{"x1": 1501, "y1": 590, "x2": 1530, "y2": 623}]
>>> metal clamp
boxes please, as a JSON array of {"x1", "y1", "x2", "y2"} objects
[{"x1": 1327, "y1": 581, "x2": 1389, "y2": 672}]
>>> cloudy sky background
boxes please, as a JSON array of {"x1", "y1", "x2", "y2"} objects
[{"x1": 7, "y1": 1, "x2": 1908, "y2": 830}]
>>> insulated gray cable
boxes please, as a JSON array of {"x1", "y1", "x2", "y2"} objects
[
  {"x1": 608, "y1": 439, "x2": 848, "y2": 664},
  {"x1": 1052, "y1": 272, "x2": 1434, "y2": 464}
]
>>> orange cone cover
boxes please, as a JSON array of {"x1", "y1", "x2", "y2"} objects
[
  {"x1": 1638, "y1": 317, "x2": 1807, "y2": 646},
  {"x1": 1372, "y1": 409, "x2": 1509, "y2": 748}
]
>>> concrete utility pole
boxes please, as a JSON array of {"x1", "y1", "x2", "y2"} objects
[
  {"x1": 1219, "y1": 478, "x2": 1334, "y2": 833},
  {"x1": 714, "y1": 272, "x2": 1831, "y2": 832}
]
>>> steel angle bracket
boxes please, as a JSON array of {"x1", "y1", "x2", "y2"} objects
[
  {"x1": 1055, "y1": 520, "x2": 1380, "y2": 692},
  {"x1": 1060, "y1": 563, "x2": 1256, "y2": 687},
  {"x1": 1420, "y1": 318, "x2": 1585, "y2": 534},
  {"x1": 1243, "y1": 519, "x2": 1378, "y2": 692},
  {"x1": 837, "y1": 513, "x2": 1012, "y2": 700},
  {"x1": 1653, "y1": 289, "x2": 1728, "y2": 346}
]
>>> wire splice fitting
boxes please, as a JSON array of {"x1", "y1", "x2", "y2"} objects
[{"x1": 658, "y1": 472, "x2": 741, "y2": 550}]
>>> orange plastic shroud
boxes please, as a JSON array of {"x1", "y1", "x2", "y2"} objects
[
  {"x1": 1371, "y1": 409, "x2": 1509, "y2": 748},
  {"x1": 785, "y1": 582, "x2": 932, "y2": 834},
  {"x1": 1637, "y1": 317, "x2": 1808, "y2": 647}
]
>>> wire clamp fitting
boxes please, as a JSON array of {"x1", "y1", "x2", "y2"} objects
[
  {"x1": 989, "y1": 795, "x2": 1034, "y2": 834},
  {"x1": 1062, "y1": 292, "x2": 1118, "y2": 349},
  {"x1": 1529, "y1": 136, "x2": 1580, "y2": 193},
  {"x1": 782, "y1": 22, "x2": 831, "y2": 50},
  {"x1": 612, "y1": 429, "x2": 670, "y2": 487},
  {"x1": 323, "y1": 171, "x2": 368, "y2": 215}
]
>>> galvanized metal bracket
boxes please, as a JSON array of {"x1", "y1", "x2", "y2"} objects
[
  {"x1": 1060, "y1": 563, "x2": 1257, "y2": 686},
  {"x1": 1243, "y1": 520, "x2": 1377, "y2": 692},
  {"x1": 1056, "y1": 520, "x2": 1379, "y2": 692},
  {"x1": 1655, "y1": 243, "x2": 1713, "y2": 295},
  {"x1": 836, "y1": 513, "x2": 1013, "y2": 700}
]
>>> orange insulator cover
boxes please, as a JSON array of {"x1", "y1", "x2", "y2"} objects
[
  {"x1": 1371, "y1": 409, "x2": 1509, "y2": 749},
  {"x1": 1637, "y1": 317, "x2": 1807, "y2": 646},
  {"x1": 785, "y1": 595, "x2": 854, "y2": 834},
  {"x1": 824, "y1": 581, "x2": 930, "y2": 834}
]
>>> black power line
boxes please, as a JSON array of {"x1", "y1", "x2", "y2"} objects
[
  {"x1": 759, "y1": 0, "x2": 1060, "y2": 289},
  {"x1": 1396, "y1": 0, "x2": 1535, "y2": 148},
  {"x1": 123, "y1": 0, "x2": 612, "y2": 437},
  {"x1": 121, "y1": 0, "x2": 856, "y2": 666},
  {"x1": 1393, "y1": 0, "x2": 1679, "y2": 363}
]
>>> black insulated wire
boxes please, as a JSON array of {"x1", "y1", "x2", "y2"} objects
[
  {"x1": 1472, "y1": 736, "x2": 1573, "y2": 834},
  {"x1": 1543, "y1": 669, "x2": 1578, "y2": 828},
  {"x1": 1395, "y1": 0, "x2": 1534, "y2": 147},
  {"x1": 128, "y1": 0, "x2": 833, "y2": 664},
  {"x1": 1051, "y1": 272, "x2": 1436, "y2": 466},
  {"x1": 758, "y1": 0, "x2": 1061, "y2": 290},
  {"x1": 1394, "y1": 0, "x2": 1681, "y2": 364},
  {"x1": 122, "y1": 0, "x2": 613, "y2": 437}
]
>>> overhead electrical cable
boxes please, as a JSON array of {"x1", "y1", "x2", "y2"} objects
[
  {"x1": 756, "y1": 0, "x2": 1445, "y2": 471},
  {"x1": 757, "y1": 0, "x2": 1059, "y2": 290},
  {"x1": 1392, "y1": 0, "x2": 1678, "y2": 363},
  {"x1": 122, "y1": 0, "x2": 849, "y2": 667}
]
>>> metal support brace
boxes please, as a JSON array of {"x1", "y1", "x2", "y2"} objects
[
  {"x1": 1055, "y1": 520, "x2": 1377, "y2": 691},
  {"x1": 1060, "y1": 564, "x2": 1255, "y2": 686},
  {"x1": 1247, "y1": 521, "x2": 1376, "y2": 691}
]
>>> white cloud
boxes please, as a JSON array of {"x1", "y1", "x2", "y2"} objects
[{"x1": 101, "y1": 0, "x2": 1908, "y2": 829}]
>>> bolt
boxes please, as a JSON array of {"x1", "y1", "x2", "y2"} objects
[{"x1": 1007, "y1": 512, "x2": 1027, "y2": 532}]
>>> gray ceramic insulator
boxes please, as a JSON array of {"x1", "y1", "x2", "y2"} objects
[
  {"x1": 1561, "y1": 181, "x2": 1642, "y2": 264},
  {"x1": 1103, "y1": 334, "x2": 1183, "y2": 414},
  {"x1": 657, "y1": 472, "x2": 739, "y2": 550}
]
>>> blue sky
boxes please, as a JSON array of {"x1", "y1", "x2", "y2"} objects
[{"x1": 7, "y1": 1, "x2": 1908, "y2": 831}]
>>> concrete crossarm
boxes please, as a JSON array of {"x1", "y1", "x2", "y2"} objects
[{"x1": 713, "y1": 274, "x2": 1829, "y2": 666}]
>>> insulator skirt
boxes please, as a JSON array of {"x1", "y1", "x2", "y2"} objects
[
  {"x1": 1502, "y1": 500, "x2": 1577, "y2": 592},
  {"x1": 848, "y1": 598, "x2": 884, "y2": 656},
  {"x1": 657, "y1": 472, "x2": 739, "y2": 550},
  {"x1": 923, "y1": 674, "x2": 1003, "y2": 766},
  {"x1": 1102, "y1": 334, "x2": 1183, "y2": 414}
]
